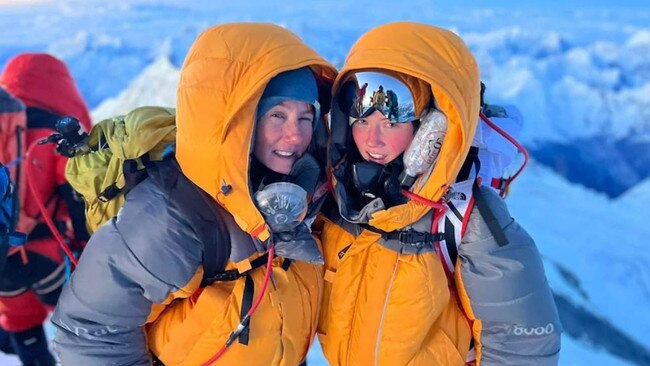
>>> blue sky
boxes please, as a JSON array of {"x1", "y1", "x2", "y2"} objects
[{"x1": 437, "y1": 0, "x2": 648, "y2": 9}]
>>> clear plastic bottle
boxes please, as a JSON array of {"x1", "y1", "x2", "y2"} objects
[{"x1": 399, "y1": 109, "x2": 448, "y2": 187}]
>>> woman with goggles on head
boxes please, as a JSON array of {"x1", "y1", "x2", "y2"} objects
[{"x1": 316, "y1": 22, "x2": 561, "y2": 366}]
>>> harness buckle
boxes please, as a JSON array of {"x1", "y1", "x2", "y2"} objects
[
  {"x1": 98, "y1": 183, "x2": 122, "y2": 202},
  {"x1": 396, "y1": 230, "x2": 443, "y2": 248},
  {"x1": 398, "y1": 230, "x2": 427, "y2": 247}
]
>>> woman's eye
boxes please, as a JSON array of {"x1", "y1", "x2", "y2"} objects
[{"x1": 271, "y1": 112, "x2": 284, "y2": 119}]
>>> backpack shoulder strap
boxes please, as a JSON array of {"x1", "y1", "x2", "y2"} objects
[
  {"x1": 471, "y1": 182, "x2": 509, "y2": 246},
  {"x1": 434, "y1": 179, "x2": 476, "y2": 275},
  {"x1": 146, "y1": 158, "x2": 232, "y2": 287},
  {"x1": 436, "y1": 179, "x2": 510, "y2": 276}
]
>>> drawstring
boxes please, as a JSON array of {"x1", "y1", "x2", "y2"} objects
[{"x1": 401, "y1": 189, "x2": 448, "y2": 213}]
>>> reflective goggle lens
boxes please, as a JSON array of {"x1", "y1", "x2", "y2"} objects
[{"x1": 338, "y1": 72, "x2": 418, "y2": 125}]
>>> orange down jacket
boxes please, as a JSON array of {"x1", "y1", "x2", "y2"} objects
[
  {"x1": 51, "y1": 23, "x2": 337, "y2": 366},
  {"x1": 317, "y1": 22, "x2": 480, "y2": 366}
]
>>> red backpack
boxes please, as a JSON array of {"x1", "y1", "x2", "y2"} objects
[{"x1": 0, "y1": 53, "x2": 92, "y2": 263}]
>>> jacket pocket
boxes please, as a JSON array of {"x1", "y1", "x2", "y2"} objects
[{"x1": 150, "y1": 282, "x2": 238, "y2": 365}]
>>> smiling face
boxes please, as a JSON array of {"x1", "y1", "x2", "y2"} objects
[
  {"x1": 253, "y1": 100, "x2": 314, "y2": 174},
  {"x1": 351, "y1": 110, "x2": 414, "y2": 165}
]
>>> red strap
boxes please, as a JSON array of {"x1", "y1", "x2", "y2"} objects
[
  {"x1": 190, "y1": 287, "x2": 204, "y2": 305},
  {"x1": 479, "y1": 112, "x2": 529, "y2": 196},
  {"x1": 490, "y1": 177, "x2": 504, "y2": 189},
  {"x1": 250, "y1": 224, "x2": 266, "y2": 238},
  {"x1": 461, "y1": 195, "x2": 476, "y2": 238}
]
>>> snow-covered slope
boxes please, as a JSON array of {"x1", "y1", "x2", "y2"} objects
[
  {"x1": 508, "y1": 161, "x2": 650, "y2": 365},
  {"x1": 91, "y1": 56, "x2": 179, "y2": 121}
]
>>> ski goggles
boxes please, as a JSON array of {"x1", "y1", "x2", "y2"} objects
[{"x1": 338, "y1": 71, "x2": 419, "y2": 125}]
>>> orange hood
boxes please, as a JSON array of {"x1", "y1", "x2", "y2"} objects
[
  {"x1": 175, "y1": 23, "x2": 336, "y2": 240},
  {"x1": 331, "y1": 22, "x2": 480, "y2": 231}
]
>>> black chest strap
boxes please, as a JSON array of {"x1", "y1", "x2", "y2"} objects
[
  {"x1": 361, "y1": 224, "x2": 443, "y2": 254},
  {"x1": 205, "y1": 254, "x2": 292, "y2": 346}
]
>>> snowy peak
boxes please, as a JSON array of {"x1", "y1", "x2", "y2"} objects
[{"x1": 91, "y1": 56, "x2": 179, "y2": 122}]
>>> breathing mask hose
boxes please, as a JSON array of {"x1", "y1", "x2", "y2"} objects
[
  {"x1": 24, "y1": 142, "x2": 78, "y2": 267},
  {"x1": 479, "y1": 112, "x2": 529, "y2": 195},
  {"x1": 401, "y1": 189, "x2": 449, "y2": 231},
  {"x1": 200, "y1": 243, "x2": 276, "y2": 365},
  {"x1": 401, "y1": 189, "x2": 448, "y2": 213}
]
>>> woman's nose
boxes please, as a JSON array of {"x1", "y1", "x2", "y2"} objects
[
  {"x1": 283, "y1": 118, "x2": 303, "y2": 144},
  {"x1": 365, "y1": 124, "x2": 383, "y2": 147}
]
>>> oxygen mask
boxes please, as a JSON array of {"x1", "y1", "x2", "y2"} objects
[
  {"x1": 351, "y1": 160, "x2": 407, "y2": 207},
  {"x1": 254, "y1": 182, "x2": 308, "y2": 233},
  {"x1": 254, "y1": 182, "x2": 324, "y2": 264}
]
